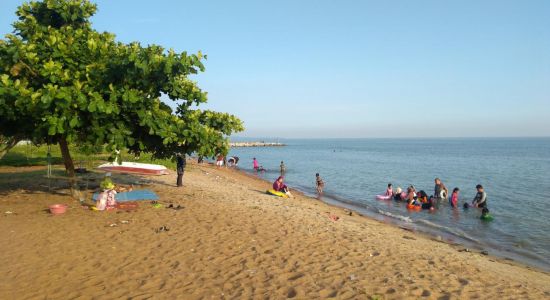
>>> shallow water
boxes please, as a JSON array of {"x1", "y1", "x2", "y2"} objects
[{"x1": 228, "y1": 138, "x2": 550, "y2": 271}]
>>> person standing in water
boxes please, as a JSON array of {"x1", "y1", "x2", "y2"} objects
[
  {"x1": 176, "y1": 153, "x2": 186, "y2": 187},
  {"x1": 280, "y1": 161, "x2": 286, "y2": 175},
  {"x1": 433, "y1": 178, "x2": 449, "y2": 200},
  {"x1": 472, "y1": 184, "x2": 488, "y2": 208},
  {"x1": 316, "y1": 173, "x2": 325, "y2": 195},
  {"x1": 450, "y1": 187, "x2": 460, "y2": 208},
  {"x1": 253, "y1": 157, "x2": 259, "y2": 171}
]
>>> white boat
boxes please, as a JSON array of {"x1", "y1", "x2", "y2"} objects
[{"x1": 97, "y1": 162, "x2": 169, "y2": 175}]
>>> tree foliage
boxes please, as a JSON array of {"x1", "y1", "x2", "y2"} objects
[{"x1": 0, "y1": 0, "x2": 243, "y2": 177}]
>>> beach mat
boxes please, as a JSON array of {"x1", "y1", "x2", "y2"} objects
[{"x1": 92, "y1": 189, "x2": 159, "y2": 202}]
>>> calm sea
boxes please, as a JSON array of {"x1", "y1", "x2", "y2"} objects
[{"x1": 227, "y1": 138, "x2": 550, "y2": 271}]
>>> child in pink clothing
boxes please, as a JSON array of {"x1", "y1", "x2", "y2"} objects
[
  {"x1": 96, "y1": 177, "x2": 117, "y2": 211},
  {"x1": 450, "y1": 187, "x2": 460, "y2": 208}
]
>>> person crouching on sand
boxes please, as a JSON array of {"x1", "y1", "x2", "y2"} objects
[
  {"x1": 273, "y1": 176, "x2": 293, "y2": 198},
  {"x1": 216, "y1": 154, "x2": 224, "y2": 167},
  {"x1": 316, "y1": 173, "x2": 325, "y2": 195},
  {"x1": 96, "y1": 176, "x2": 117, "y2": 211}
]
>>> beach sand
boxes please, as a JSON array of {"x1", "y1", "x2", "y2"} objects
[{"x1": 1, "y1": 163, "x2": 549, "y2": 299}]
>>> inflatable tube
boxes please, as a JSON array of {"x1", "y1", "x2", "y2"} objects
[
  {"x1": 266, "y1": 189, "x2": 289, "y2": 198},
  {"x1": 481, "y1": 214, "x2": 494, "y2": 221},
  {"x1": 376, "y1": 194, "x2": 392, "y2": 200},
  {"x1": 406, "y1": 204, "x2": 422, "y2": 211}
]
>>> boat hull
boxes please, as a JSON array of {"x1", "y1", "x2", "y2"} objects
[{"x1": 97, "y1": 162, "x2": 169, "y2": 175}]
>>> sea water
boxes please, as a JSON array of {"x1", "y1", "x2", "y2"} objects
[{"x1": 227, "y1": 138, "x2": 550, "y2": 271}]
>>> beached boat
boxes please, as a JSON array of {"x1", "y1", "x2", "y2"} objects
[{"x1": 97, "y1": 162, "x2": 169, "y2": 175}]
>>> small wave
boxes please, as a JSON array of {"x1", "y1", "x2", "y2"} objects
[
  {"x1": 416, "y1": 219, "x2": 481, "y2": 244},
  {"x1": 377, "y1": 209, "x2": 412, "y2": 223}
]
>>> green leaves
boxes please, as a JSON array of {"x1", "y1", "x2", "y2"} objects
[
  {"x1": 1, "y1": 0, "x2": 243, "y2": 170},
  {"x1": 69, "y1": 116, "x2": 79, "y2": 128}
]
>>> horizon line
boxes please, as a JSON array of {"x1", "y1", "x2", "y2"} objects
[{"x1": 231, "y1": 136, "x2": 550, "y2": 140}]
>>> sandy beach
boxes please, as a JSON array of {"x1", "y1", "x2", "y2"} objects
[{"x1": 1, "y1": 162, "x2": 549, "y2": 299}]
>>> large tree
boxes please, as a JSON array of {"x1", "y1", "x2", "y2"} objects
[{"x1": 0, "y1": 0, "x2": 243, "y2": 181}]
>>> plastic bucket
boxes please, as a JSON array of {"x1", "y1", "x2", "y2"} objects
[{"x1": 49, "y1": 204, "x2": 68, "y2": 215}]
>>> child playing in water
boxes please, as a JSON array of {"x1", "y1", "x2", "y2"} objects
[
  {"x1": 417, "y1": 190, "x2": 429, "y2": 203},
  {"x1": 385, "y1": 183, "x2": 393, "y2": 197},
  {"x1": 450, "y1": 187, "x2": 460, "y2": 208},
  {"x1": 406, "y1": 186, "x2": 419, "y2": 206},
  {"x1": 393, "y1": 187, "x2": 403, "y2": 200},
  {"x1": 417, "y1": 190, "x2": 434, "y2": 209},
  {"x1": 316, "y1": 173, "x2": 325, "y2": 195}
]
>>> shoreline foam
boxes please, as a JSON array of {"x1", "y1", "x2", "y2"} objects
[
  {"x1": 233, "y1": 165, "x2": 550, "y2": 273},
  {"x1": 229, "y1": 168, "x2": 550, "y2": 274}
]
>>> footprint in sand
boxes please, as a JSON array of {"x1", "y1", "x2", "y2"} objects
[
  {"x1": 287, "y1": 273, "x2": 304, "y2": 281},
  {"x1": 319, "y1": 289, "x2": 337, "y2": 298},
  {"x1": 286, "y1": 287, "x2": 297, "y2": 298}
]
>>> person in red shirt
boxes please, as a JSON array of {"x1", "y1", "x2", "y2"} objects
[{"x1": 273, "y1": 176, "x2": 293, "y2": 198}]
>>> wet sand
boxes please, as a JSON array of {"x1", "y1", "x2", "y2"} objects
[{"x1": 1, "y1": 163, "x2": 549, "y2": 299}]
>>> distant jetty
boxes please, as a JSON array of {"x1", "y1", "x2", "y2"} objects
[{"x1": 230, "y1": 141, "x2": 286, "y2": 147}]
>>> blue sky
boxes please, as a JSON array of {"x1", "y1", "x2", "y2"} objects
[{"x1": 1, "y1": 0, "x2": 549, "y2": 138}]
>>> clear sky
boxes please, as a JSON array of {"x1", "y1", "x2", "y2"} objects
[{"x1": 1, "y1": 0, "x2": 549, "y2": 138}]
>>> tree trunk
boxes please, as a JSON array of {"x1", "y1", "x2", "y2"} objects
[
  {"x1": 0, "y1": 136, "x2": 21, "y2": 159},
  {"x1": 59, "y1": 138, "x2": 78, "y2": 197}
]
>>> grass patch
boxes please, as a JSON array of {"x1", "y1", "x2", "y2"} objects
[{"x1": 0, "y1": 143, "x2": 176, "y2": 169}]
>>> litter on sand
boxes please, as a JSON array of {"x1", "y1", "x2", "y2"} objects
[
  {"x1": 155, "y1": 226, "x2": 169, "y2": 233},
  {"x1": 327, "y1": 213, "x2": 340, "y2": 222},
  {"x1": 166, "y1": 204, "x2": 184, "y2": 210}
]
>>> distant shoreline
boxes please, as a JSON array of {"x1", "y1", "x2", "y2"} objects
[{"x1": 229, "y1": 142, "x2": 286, "y2": 147}]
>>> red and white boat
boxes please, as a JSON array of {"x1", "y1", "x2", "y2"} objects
[{"x1": 97, "y1": 162, "x2": 169, "y2": 175}]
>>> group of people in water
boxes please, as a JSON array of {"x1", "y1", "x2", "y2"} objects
[
  {"x1": 226, "y1": 157, "x2": 492, "y2": 220},
  {"x1": 384, "y1": 178, "x2": 491, "y2": 219}
]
